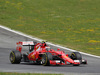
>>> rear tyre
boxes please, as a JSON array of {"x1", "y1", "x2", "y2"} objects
[
  {"x1": 71, "y1": 52, "x2": 82, "y2": 66},
  {"x1": 10, "y1": 50, "x2": 22, "y2": 64},
  {"x1": 41, "y1": 52, "x2": 53, "y2": 66}
]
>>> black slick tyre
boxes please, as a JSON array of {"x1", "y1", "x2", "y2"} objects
[
  {"x1": 41, "y1": 52, "x2": 53, "y2": 66},
  {"x1": 71, "y1": 52, "x2": 82, "y2": 66},
  {"x1": 9, "y1": 50, "x2": 22, "y2": 64}
]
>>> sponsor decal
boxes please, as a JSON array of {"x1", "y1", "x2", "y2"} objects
[
  {"x1": 64, "y1": 56, "x2": 68, "y2": 58},
  {"x1": 32, "y1": 54, "x2": 35, "y2": 59},
  {"x1": 22, "y1": 41, "x2": 34, "y2": 45}
]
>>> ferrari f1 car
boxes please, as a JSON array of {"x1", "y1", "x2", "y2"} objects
[{"x1": 9, "y1": 41, "x2": 87, "y2": 66}]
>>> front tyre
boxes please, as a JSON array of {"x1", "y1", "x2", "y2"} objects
[
  {"x1": 10, "y1": 50, "x2": 22, "y2": 64},
  {"x1": 71, "y1": 52, "x2": 82, "y2": 66},
  {"x1": 71, "y1": 52, "x2": 82, "y2": 60},
  {"x1": 41, "y1": 52, "x2": 53, "y2": 66}
]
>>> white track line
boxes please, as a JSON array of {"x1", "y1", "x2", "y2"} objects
[{"x1": 0, "y1": 25, "x2": 100, "y2": 58}]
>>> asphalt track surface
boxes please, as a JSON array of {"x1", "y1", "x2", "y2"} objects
[{"x1": 0, "y1": 27, "x2": 100, "y2": 74}]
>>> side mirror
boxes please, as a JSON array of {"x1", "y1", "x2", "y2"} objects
[{"x1": 57, "y1": 48, "x2": 60, "y2": 51}]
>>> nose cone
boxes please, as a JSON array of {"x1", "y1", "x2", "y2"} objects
[{"x1": 63, "y1": 56, "x2": 74, "y2": 64}]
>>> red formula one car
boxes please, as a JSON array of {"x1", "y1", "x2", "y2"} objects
[{"x1": 9, "y1": 41, "x2": 87, "y2": 66}]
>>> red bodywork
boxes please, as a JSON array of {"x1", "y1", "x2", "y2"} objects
[{"x1": 16, "y1": 41, "x2": 80, "y2": 65}]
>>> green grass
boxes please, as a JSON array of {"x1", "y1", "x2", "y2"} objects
[
  {"x1": 0, "y1": 72, "x2": 63, "y2": 75},
  {"x1": 0, "y1": 0, "x2": 100, "y2": 55}
]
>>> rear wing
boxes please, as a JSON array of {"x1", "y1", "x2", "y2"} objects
[
  {"x1": 17, "y1": 41, "x2": 34, "y2": 46},
  {"x1": 16, "y1": 41, "x2": 37, "y2": 52}
]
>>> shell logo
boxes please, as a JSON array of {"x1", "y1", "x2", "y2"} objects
[
  {"x1": 64, "y1": 56, "x2": 68, "y2": 58},
  {"x1": 32, "y1": 55, "x2": 35, "y2": 59}
]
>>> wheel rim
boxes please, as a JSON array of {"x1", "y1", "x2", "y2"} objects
[
  {"x1": 10, "y1": 53, "x2": 15, "y2": 62},
  {"x1": 71, "y1": 54, "x2": 76, "y2": 60},
  {"x1": 42, "y1": 57, "x2": 46, "y2": 64}
]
